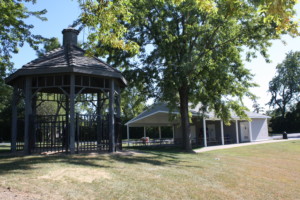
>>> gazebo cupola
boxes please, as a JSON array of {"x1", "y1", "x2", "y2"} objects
[{"x1": 5, "y1": 28, "x2": 126, "y2": 154}]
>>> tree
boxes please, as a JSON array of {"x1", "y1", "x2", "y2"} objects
[
  {"x1": 269, "y1": 102, "x2": 300, "y2": 133},
  {"x1": 78, "y1": 0, "x2": 298, "y2": 151},
  {"x1": 36, "y1": 37, "x2": 60, "y2": 57},
  {"x1": 0, "y1": 0, "x2": 47, "y2": 141},
  {"x1": 0, "y1": 0, "x2": 47, "y2": 116},
  {"x1": 252, "y1": 99, "x2": 264, "y2": 113},
  {"x1": 268, "y1": 51, "x2": 300, "y2": 118},
  {"x1": 121, "y1": 87, "x2": 147, "y2": 122},
  {"x1": 0, "y1": 0, "x2": 47, "y2": 76},
  {"x1": 34, "y1": 37, "x2": 63, "y2": 116}
]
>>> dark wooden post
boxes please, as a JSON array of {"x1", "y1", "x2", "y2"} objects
[
  {"x1": 30, "y1": 95, "x2": 37, "y2": 151},
  {"x1": 109, "y1": 79, "x2": 115, "y2": 152},
  {"x1": 65, "y1": 95, "x2": 69, "y2": 152},
  {"x1": 69, "y1": 74, "x2": 75, "y2": 154},
  {"x1": 116, "y1": 84, "x2": 121, "y2": 120},
  {"x1": 116, "y1": 84, "x2": 121, "y2": 151},
  {"x1": 11, "y1": 86, "x2": 18, "y2": 152},
  {"x1": 96, "y1": 93, "x2": 102, "y2": 149},
  {"x1": 24, "y1": 77, "x2": 32, "y2": 155}
]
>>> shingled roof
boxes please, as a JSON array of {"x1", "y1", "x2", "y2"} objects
[
  {"x1": 125, "y1": 103, "x2": 270, "y2": 126},
  {"x1": 5, "y1": 28, "x2": 127, "y2": 86}
]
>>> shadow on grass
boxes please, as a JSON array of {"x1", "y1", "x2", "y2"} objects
[
  {"x1": 0, "y1": 146, "x2": 194, "y2": 175},
  {"x1": 0, "y1": 154, "x2": 115, "y2": 176},
  {"x1": 111, "y1": 145, "x2": 201, "y2": 168}
]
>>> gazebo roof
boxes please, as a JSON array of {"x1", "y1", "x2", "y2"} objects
[{"x1": 5, "y1": 28, "x2": 127, "y2": 87}]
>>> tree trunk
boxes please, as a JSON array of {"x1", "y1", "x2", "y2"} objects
[
  {"x1": 179, "y1": 86, "x2": 192, "y2": 151},
  {"x1": 281, "y1": 105, "x2": 286, "y2": 119}
]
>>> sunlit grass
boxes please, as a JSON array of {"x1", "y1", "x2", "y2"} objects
[{"x1": 0, "y1": 141, "x2": 299, "y2": 200}]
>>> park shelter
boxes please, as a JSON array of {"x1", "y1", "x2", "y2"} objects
[
  {"x1": 5, "y1": 28, "x2": 125, "y2": 154},
  {"x1": 126, "y1": 103, "x2": 270, "y2": 146}
]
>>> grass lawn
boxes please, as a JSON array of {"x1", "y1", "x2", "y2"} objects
[{"x1": 0, "y1": 141, "x2": 299, "y2": 200}]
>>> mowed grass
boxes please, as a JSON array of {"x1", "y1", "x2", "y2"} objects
[{"x1": 0, "y1": 141, "x2": 300, "y2": 200}]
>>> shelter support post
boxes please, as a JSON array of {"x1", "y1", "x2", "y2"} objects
[
  {"x1": 221, "y1": 120, "x2": 224, "y2": 145},
  {"x1": 249, "y1": 121, "x2": 253, "y2": 142},
  {"x1": 116, "y1": 85, "x2": 121, "y2": 151},
  {"x1": 109, "y1": 79, "x2": 115, "y2": 152},
  {"x1": 235, "y1": 120, "x2": 239, "y2": 144},
  {"x1": 116, "y1": 85, "x2": 121, "y2": 118},
  {"x1": 127, "y1": 125, "x2": 130, "y2": 146},
  {"x1": 203, "y1": 119, "x2": 207, "y2": 147},
  {"x1": 24, "y1": 77, "x2": 32, "y2": 155},
  {"x1": 11, "y1": 86, "x2": 18, "y2": 152},
  {"x1": 144, "y1": 127, "x2": 146, "y2": 137},
  {"x1": 172, "y1": 125, "x2": 175, "y2": 142},
  {"x1": 159, "y1": 126, "x2": 161, "y2": 139},
  {"x1": 69, "y1": 74, "x2": 75, "y2": 154}
]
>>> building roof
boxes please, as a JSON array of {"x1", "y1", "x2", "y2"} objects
[
  {"x1": 125, "y1": 103, "x2": 270, "y2": 126},
  {"x1": 5, "y1": 29, "x2": 127, "y2": 86}
]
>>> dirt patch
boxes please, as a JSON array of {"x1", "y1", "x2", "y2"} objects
[
  {"x1": 38, "y1": 167, "x2": 111, "y2": 183},
  {"x1": 114, "y1": 150, "x2": 147, "y2": 156},
  {"x1": 0, "y1": 187, "x2": 41, "y2": 200}
]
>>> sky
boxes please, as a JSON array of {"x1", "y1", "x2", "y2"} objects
[{"x1": 11, "y1": 0, "x2": 300, "y2": 112}]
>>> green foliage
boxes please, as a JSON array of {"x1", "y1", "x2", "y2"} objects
[
  {"x1": 34, "y1": 38, "x2": 63, "y2": 116},
  {"x1": 36, "y1": 37, "x2": 60, "y2": 57},
  {"x1": 270, "y1": 102, "x2": 300, "y2": 133},
  {"x1": 0, "y1": 86, "x2": 13, "y2": 141},
  {"x1": 0, "y1": 1, "x2": 47, "y2": 133},
  {"x1": 268, "y1": 51, "x2": 300, "y2": 118},
  {"x1": 252, "y1": 99, "x2": 264, "y2": 113},
  {"x1": 0, "y1": 0, "x2": 47, "y2": 78},
  {"x1": 0, "y1": 0, "x2": 47, "y2": 119},
  {"x1": 79, "y1": 0, "x2": 298, "y2": 150},
  {"x1": 121, "y1": 87, "x2": 147, "y2": 123}
]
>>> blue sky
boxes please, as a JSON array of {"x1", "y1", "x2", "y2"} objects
[{"x1": 11, "y1": 0, "x2": 300, "y2": 112}]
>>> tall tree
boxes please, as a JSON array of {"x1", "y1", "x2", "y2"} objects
[
  {"x1": 0, "y1": 0, "x2": 47, "y2": 75},
  {"x1": 0, "y1": 0, "x2": 47, "y2": 107},
  {"x1": 268, "y1": 51, "x2": 300, "y2": 118},
  {"x1": 34, "y1": 37, "x2": 62, "y2": 116},
  {"x1": 121, "y1": 87, "x2": 147, "y2": 122},
  {"x1": 252, "y1": 99, "x2": 264, "y2": 113},
  {"x1": 0, "y1": 0, "x2": 46, "y2": 140},
  {"x1": 36, "y1": 37, "x2": 60, "y2": 57},
  {"x1": 79, "y1": 0, "x2": 298, "y2": 151}
]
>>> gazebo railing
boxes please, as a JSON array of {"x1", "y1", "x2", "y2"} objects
[
  {"x1": 27, "y1": 114, "x2": 120, "y2": 154},
  {"x1": 16, "y1": 119, "x2": 25, "y2": 151},
  {"x1": 75, "y1": 114, "x2": 109, "y2": 152},
  {"x1": 29, "y1": 115, "x2": 68, "y2": 154}
]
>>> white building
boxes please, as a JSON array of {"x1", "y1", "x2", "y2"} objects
[{"x1": 125, "y1": 103, "x2": 270, "y2": 147}]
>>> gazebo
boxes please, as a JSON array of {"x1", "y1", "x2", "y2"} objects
[{"x1": 5, "y1": 28, "x2": 126, "y2": 154}]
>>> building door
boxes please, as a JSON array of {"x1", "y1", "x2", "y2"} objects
[
  {"x1": 190, "y1": 125, "x2": 196, "y2": 142},
  {"x1": 240, "y1": 122, "x2": 250, "y2": 142},
  {"x1": 207, "y1": 124, "x2": 216, "y2": 140}
]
